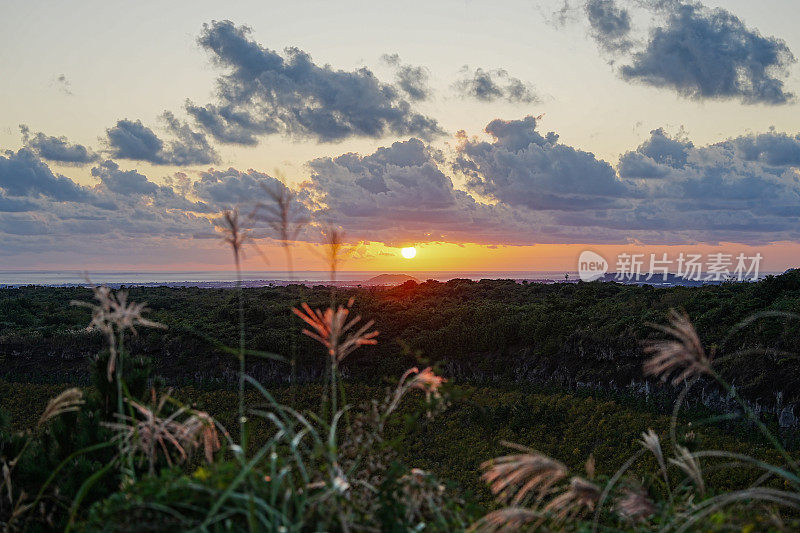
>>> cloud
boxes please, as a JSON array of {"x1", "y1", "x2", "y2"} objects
[
  {"x1": 20, "y1": 125, "x2": 99, "y2": 164},
  {"x1": 52, "y1": 74, "x2": 73, "y2": 96},
  {"x1": 305, "y1": 138, "x2": 543, "y2": 245},
  {"x1": 91, "y1": 160, "x2": 213, "y2": 212},
  {"x1": 0, "y1": 194, "x2": 38, "y2": 213},
  {"x1": 599, "y1": 127, "x2": 800, "y2": 242},
  {"x1": 619, "y1": 1, "x2": 795, "y2": 104},
  {"x1": 190, "y1": 167, "x2": 317, "y2": 244},
  {"x1": 106, "y1": 119, "x2": 162, "y2": 162},
  {"x1": 618, "y1": 127, "x2": 692, "y2": 177},
  {"x1": 381, "y1": 54, "x2": 432, "y2": 101},
  {"x1": 299, "y1": 117, "x2": 800, "y2": 246},
  {"x1": 453, "y1": 67, "x2": 540, "y2": 103},
  {"x1": 161, "y1": 112, "x2": 220, "y2": 166},
  {"x1": 0, "y1": 201, "x2": 212, "y2": 241},
  {"x1": 192, "y1": 167, "x2": 287, "y2": 210},
  {"x1": 184, "y1": 101, "x2": 262, "y2": 146},
  {"x1": 719, "y1": 130, "x2": 800, "y2": 166},
  {"x1": 454, "y1": 116, "x2": 630, "y2": 211},
  {"x1": 3, "y1": 115, "x2": 800, "y2": 257},
  {"x1": 105, "y1": 115, "x2": 219, "y2": 165},
  {"x1": 92, "y1": 161, "x2": 159, "y2": 196},
  {"x1": 445, "y1": 118, "x2": 799, "y2": 244},
  {"x1": 0, "y1": 148, "x2": 113, "y2": 208},
  {"x1": 187, "y1": 20, "x2": 443, "y2": 145},
  {"x1": 620, "y1": 129, "x2": 800, "y2": 205},
  {"x1": 0, "y1": 152, "x2": 216, "y2": 257},
  {"x1": 584, "y1": 0, "x2": 633, "y2": 53}
]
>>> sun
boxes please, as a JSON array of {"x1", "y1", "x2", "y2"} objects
[{"x1": 400, "y1": 247, "x2": 417, "y2": 259}]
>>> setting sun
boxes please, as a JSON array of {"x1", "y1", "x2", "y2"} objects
[{"x1": 400, "y1": 247, "x2": 417, "y2": 259}]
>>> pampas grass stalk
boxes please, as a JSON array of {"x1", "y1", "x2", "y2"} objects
[
  {"x1": 72, "y1": 282, "x2": 164, "y2": 483},
  {"x1": 220, "y1": 208, "x2": 252, "y2": 453},
  {"x1": 253, "y1": 179, "x2": 307, "y2": 407}
]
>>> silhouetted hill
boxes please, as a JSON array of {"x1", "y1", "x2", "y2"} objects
[{"x1": 364, "y1": 273, "x2": 420, "y2": 285}]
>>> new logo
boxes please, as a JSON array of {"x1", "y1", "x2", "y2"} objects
[{"x1": 578, "y1": 250, "x2": 608, "y2": 282}]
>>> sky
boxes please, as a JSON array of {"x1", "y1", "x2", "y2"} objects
[{"x1": 1, "y1": 0, "x2": 799, "y2": 273}]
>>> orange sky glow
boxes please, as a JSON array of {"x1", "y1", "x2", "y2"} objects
[{"x1": 158, "y1": 240, "x2": 800, "y2": 275}]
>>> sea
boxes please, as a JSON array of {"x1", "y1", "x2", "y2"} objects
[
  {"x1": 0, "y1": 270, "x2": 579, "y2": 288},
  {"x1": 0, "y1": 270, "x2": 778, "y2": 288}
]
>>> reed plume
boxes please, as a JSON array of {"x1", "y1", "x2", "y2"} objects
[
  {"x1": 470, "y1": 507, "x2": 539, "y2": 532},
  {"x1": 219, "y1": 208, "x2": 253, "y2": 268},
  {"x1": 293, "y1": 297, "x2": 378, "y2": 417},
  {"x1": 105, "y1": 389, "x2": 219, "y2": 474},
  {"x1": 378, "y1": 366, "x2": 448, "y2": 426},
  {"x1": 253, "y1": 179, "x2": 307, "y2": 275},
  {"x1": 480, "y1": 442, "x2": 567, "y2": 505},
  {"x1": 320, "y1": 226, "x2": 346, "y2": 283},
  {"x1": 292, "y1": 298, "x2": 378, "y2": 365},
  {"x1": 183, "y1": 411, "x2": 222, "y2": 464},
  {"x1": 37, "y1": 388, "x2": 84, "y2": 428},
  {"x1": 72, "y1": 284, "x2": 164, "y2": 381},
  {"x1": 640, "y1": 428, "x2": 670, "y2": 488},
  {"x1": 543, "y1": 476, "x2": 601, "y2": 521},
  {"x1": 644, "y1": 309, "x2": 712, "y2": 385},
  {"x1": 407, "y1": 367, "x2": 447, "y2": 401},
  {"x1": 72, "y1": 283, "x2": 165, "y2": 482},
  {"x1": 614, "y1": 484, "x2": 655, "y2": 523},
  {"x1": 669, "y1": 445, "x2": 705, "y2": 496}
]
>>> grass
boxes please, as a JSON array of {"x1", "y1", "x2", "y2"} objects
[{"x1": 2, "y1": 379, "x2": 791, "y2": 509}]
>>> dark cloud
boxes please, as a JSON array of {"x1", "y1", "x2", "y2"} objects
[
  {"x1": 0, "y1": 194, "x2": 38, "y2": 213},
  {"x1": 0, "y1": 201, "x2": 213, "y2": 241},
  {"x1": 718, "y1": 130, "x2": 800, "y2": 166},
  {"x1": 0, "y1": 148, "x2": 113, "y2": 208},
  {"x1": 604, "y1": 127, "x2": 800, "y2": 242},
  {"x1": 106, "y1": 120, "x2": 162, "y2": 162},
  {"x1": 91, "y1": 160, "x2": 214, "y2": 212},
  {"x1": 192, "y1": 167, "x2": 287, "y2": 210},
  {"x1": 0, "y1": 151, "x2": 236, "y2": 261},
  {"x1": 619, "y1": 2, "x2": 795, "y2": 104},
  {"x1": 617, "y1": 151, "x2": 671, "y2": 179},
  {"x1": 0, "y1": 152, "x2": 215, "y2": 250},
  {"x1": 453, "y1": 67, "x2": 539, "y2": 103},
  {"x1": 161, "y1": 112, "x2": 220, "y2": 166},
  {"x1": 191, "y1": 167, "x2": 316, "y2": 243},
  {"x1": 381, "y1": 54, "x2": 432, "y2": 101},
  {"x1": 634, "y1": 127, "x2": 693, "y2": 167},
  {"x1": 184, "y1": 101, "x2": 262, "y2": 146},
  {"x1": 92, "y1": 161, "x2": 159, "y2": 196},
  {"x1": 454, "y1": 116, "x2": 630, "y2": 211},
  {"x1": 20, "y1": 125, "x2": 99, "y2": 164},
  {"x1": 105, "y1": 116, "x2": 219, "y2": 165},
  {"x1": 187, "y1": 20, "x2": 443, "y2": 145},
  {"x1": 623, "y1": 129, "x2": 800, "y2": 204},
  {"x1": 305, "y1": 131, "x2": 771, "y2": 246},
  {"x1": 618, "y1": 128, "x2": 692, "y2": 177},
  {"x1": 585, "y1": 0, "x2": 633, "y2": 53}
]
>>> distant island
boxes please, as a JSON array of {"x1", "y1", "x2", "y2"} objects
[{"x1": 364, "y1": 273, "x2": 420, "y2": 285}]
